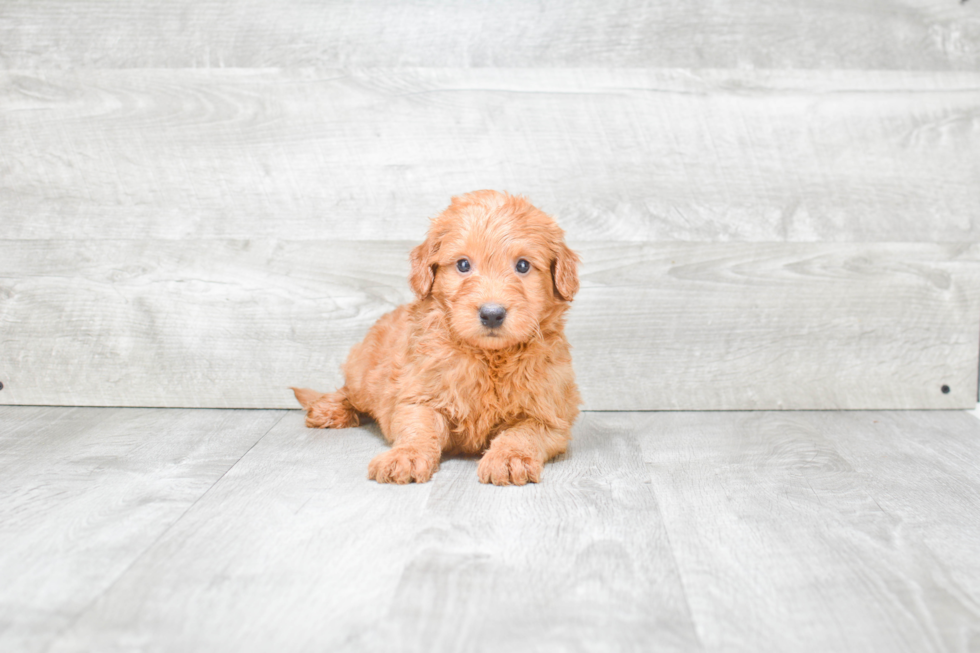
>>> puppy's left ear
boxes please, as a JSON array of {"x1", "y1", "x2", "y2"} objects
[
  {"x1": 409, "y1": 237, "x2": 438, "y2": 298},
  {"x1": 552, "y1": 242, "x2": 580, "y2": 301}
]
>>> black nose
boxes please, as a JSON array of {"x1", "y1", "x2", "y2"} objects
[{"x1": 479, "y1": 303, "x2": 507, "y2": 329}]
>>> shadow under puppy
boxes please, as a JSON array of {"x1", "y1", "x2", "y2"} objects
[{"x1": 292, "y1": 190, "x2": 581, "y2": 485}]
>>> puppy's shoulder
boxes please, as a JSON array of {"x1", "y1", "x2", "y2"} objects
[{"x1": 365, "y1": 303, "x2": 411, "y2": 337}]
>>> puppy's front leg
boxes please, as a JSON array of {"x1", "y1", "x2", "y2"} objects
[
  {"x1": 368, "y1": 404, "x2": 449, "y2": 484},
  {"x1": 478, "y1": 420, "x2": 569, "y2": 486}
]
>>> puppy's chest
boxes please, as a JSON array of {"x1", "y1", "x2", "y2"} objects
[{"x1": 443, "y1": 358, "x2": 530, "y2": 435}]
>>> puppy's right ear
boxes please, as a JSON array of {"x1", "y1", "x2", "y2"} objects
[{"x1": 409, "y1": 238, "x2": 437, "y2": 298}]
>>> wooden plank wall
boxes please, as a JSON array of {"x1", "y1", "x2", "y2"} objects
[
  {"x1": 3, "y1": 69, "x2": 979, "y2": 243},
  {"x1": 2, "y1": 1, "x2": 978, "y2": 70},
  {"x1": 1, "y1": 240, "x2": 977, "y2": 409},
  {"x1": 1, "y1": 1, "x2": 978, "y2": 409}
]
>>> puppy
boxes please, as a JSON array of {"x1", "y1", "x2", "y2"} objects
[{"x1": 292, "y1": 190, "x2": 581, "y2": 485}]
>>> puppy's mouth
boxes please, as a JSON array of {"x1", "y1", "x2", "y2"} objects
[
  {"x1": 475, "y1": 328, "x2": 529, "y2": 349},
  {"x1": 472, "y1": 328, "x2": 515, "y2": 349}
]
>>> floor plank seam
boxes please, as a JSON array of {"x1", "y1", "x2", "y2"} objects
[
  {"x1": 639, "y1": 459, "x2": 708, "y2": 651},
  {"x1": 41, "y1": 409, "x2": 289, "y2": 650}
]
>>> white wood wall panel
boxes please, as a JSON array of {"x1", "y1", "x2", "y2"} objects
[
  {"x1": 578, "y1": 242, "x2": 980, "y2": 410},
  {"x1": 0, "y1": 240, "x2": 975, "y2": 410},
  {"x1": 1, "y1": 1, "x2": 977, "y2": 70},
  {"x1": 2, "y1": 69, "x2": 978, "y2": 243}
]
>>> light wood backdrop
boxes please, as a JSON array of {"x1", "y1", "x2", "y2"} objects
[
  {"x1": 2, "y1": 0, "x2": 978, "y2": 70},
  {"x1": 1, "y1": 2, "x2": 978, "y2": 409},
  {"x1": 3, "y1": 69, "x2": 979, "y2": 243}
]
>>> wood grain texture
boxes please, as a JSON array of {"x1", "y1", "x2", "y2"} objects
[
  {"x1": 1, "y1": 0, "x2": 978, "y2": 70},
  {"x1": 818, "y1": 411, "x2": 980, "y2": 610},
  {"x1": 47, "y1": 412, "x2": 437, "y2": 653},
  {"x1": 636, "y1": 411, "x2": 980, "y2": 653},
  {"x1": 0, "y1": 405, "x2": 285, "y2": 653},
  {"x1": 2, "y1": 68, "x2": 979, "y2": 242},
  {"x1": 45, "y1": 411, "x2": 700, "y2": 653},
  {"x1": 1, "y1": 240, "x2": 976, "y2": 410},
  {"x1": 358, "y1": 411, "x2": 700, "y2": 652},
  {"x1": 579, "y1": 241, "x2": 980, "y2": 410},
  {"x1": 7, "y1": 408, "x2": 980, "y2": 652}
]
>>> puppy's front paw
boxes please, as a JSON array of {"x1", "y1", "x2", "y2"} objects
[
  {"x1": 478, "y1": 450, "x2": 542, "y2": 486},
  {"x1": 368, "y1": 448, "x2": 438, "y2": 484}
]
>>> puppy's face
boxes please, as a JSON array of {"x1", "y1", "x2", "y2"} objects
[{"x1": 410, "y1": 191, "x2": 579, "y2": 350}]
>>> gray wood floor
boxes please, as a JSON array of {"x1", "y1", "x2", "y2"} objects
[{"x1": 3, "y1": 406, "x2": 979, "y2": 652}]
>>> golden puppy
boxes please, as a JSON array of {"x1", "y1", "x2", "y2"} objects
[{"x1": 292, "y1": 190, "x2": 580, "y2": 485}]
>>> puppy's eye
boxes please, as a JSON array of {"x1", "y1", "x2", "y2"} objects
[
  {"x1": 456, "y1": 258, "x2": 471, "y2": 273},
  {"x1": 515, "y1": 258, "x2": 531, "y2": 274}
]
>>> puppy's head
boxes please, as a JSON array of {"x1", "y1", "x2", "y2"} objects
[{"x1": 410, "y1": 190, "x2": 579, "y2": 350}]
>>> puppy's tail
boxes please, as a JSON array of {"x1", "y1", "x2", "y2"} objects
[
  {"x1": 290, "y1": 386, "x2": 325, "y2": 410},
  {"x1": 289, "y1": 386, "x2": 361, "y2": 429}
]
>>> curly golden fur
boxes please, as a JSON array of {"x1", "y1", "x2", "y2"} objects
[{"x1": 292, "y1": 190, "x2": 581, "y2": 485}]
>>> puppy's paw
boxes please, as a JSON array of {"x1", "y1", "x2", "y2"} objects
[
  {"x1": 478, "y1": 450, "x2": 543, "y2": 486},
  {"x1": 368, "y1": 448, "x2": 438, "y2": 484}
]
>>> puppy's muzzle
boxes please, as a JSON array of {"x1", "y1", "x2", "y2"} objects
[{"x1": 479, "y1": 303, "x2": 507, "y2": 329}]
